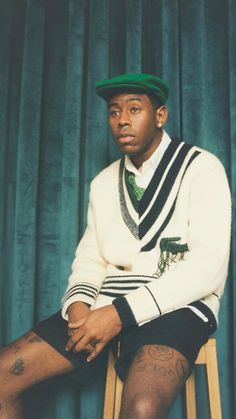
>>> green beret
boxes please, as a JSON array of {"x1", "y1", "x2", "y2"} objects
[{"x1": 95, "y1": 73, "x2": 169, "y2": 104}]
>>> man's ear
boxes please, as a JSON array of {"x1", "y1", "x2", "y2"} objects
[{"x1": 156, "y1": 106, "x2": 168, "y2": 128}]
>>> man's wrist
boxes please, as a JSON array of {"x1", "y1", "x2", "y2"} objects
[
  {"x1": 67, "y1": 301, "x2": 90, "y2": 313},
  {"x1": 109, "y1": 304, "x2": 122, "y2": 328}
]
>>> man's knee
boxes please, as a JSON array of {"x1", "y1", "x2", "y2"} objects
[{"x1": 120, "y1": 391, "x2": 168, "y2": 419}]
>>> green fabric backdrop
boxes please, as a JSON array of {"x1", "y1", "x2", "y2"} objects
[{"x1": 0, "y1": 0, "x2": 235, "y2": 417}]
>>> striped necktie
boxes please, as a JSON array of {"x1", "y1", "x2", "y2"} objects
[{"x1": 126, "y1": 171, "x2": 145, "y2": 201}]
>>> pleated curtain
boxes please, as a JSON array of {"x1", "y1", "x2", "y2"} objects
[{"x1": 0, "y1": 0, "x2": 235, "y2": 417}]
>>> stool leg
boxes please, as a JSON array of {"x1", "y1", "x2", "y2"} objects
[
  {"x1": 205, "y1": 341, "x2": 222, "y2": 419},
  {"x1": 114, "y1": 375, "x2": 123, "y2": 419},
  {"x1": 185, "y1": 370, "x2": 197, "y2": 419},
  {"x1": 103, "y1": 351, "x2": 117, "y2": 419}
]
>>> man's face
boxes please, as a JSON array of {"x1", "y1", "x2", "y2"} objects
[{"x1": 108, "y1": 93, "x2": 163, "y2": 166}]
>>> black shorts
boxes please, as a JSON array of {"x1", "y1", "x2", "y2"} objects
[{"x1": 33, "y1": 303, "x2": 216, "y2": 383}]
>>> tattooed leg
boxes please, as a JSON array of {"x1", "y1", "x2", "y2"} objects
[
  {"x1": 0, "y1": 331, "x2": 75, "y2": 419},
  {"x1": 119, "y1": 345, "x2": 190, "y2": 419}
]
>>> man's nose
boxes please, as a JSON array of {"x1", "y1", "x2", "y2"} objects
[{"x1": 117, "y1": 110, "x2": 131, "y2": 127}]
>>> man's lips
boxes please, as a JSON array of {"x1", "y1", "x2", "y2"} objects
[{"x1": 116, "y1": 134, "x2": 135, "y2": 144}]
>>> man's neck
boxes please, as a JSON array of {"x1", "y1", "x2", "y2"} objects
[{"x1": 130, "y1": 133, "x2": 163, "y2": 169}]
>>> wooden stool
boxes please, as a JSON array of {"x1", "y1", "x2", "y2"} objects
[{"x1": 103, "y1": 338, "x2": 222, "y2": 419}]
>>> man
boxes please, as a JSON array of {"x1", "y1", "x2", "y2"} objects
[{"x1": 0, "y1": 74, "x2": 231, "y2": 419}]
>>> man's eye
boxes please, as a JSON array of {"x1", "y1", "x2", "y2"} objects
[
  {"x1": 110, "y1": 110, "x2": 119, "y2": 117},
  {"x1": 131, "y1": 107, "x2": 140, "y2": 113}
]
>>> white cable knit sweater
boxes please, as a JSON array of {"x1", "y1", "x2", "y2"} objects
[{"x1": 62, "y1": 137, "x2": 231, "y2": 329}]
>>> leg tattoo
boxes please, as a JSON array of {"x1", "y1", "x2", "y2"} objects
[
  {"x1": 147, "y1": 345, "x2": 174, "y2": 361},
  {"x1": 24, "y1": 332, "x2": 43, "y2": 344},
  {"x1": 13, "y1": 344, "x2": 21, "y2": 354},
  {"x1": 132, "y1": 346, "x2": 189, "y2": 384},
  {"x1": 10, "y1": 358, "x2": 25, "y2": 376},
  {"x1": 26, "y1": 335, "x2": 43, "y2": 344}
]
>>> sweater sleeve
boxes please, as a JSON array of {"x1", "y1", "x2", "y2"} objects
[
  {"x1": 113, "y1": 158, "x2": 231, "y2": 328},
  {"x1": 61, "y1": 187, "x2": 107, "y2": 319}
]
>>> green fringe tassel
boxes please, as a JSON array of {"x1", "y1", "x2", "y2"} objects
[{"x1": 153, "y1": 237, "x2": 189, "y2": 278}]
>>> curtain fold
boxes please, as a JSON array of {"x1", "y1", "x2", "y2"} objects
[
  {"x1": 228, "y1": 0, "x2": 236, "y2": 412},
  {"x1": 0, "y1": 0, "x2": 235, "y2": 417},
  {"x1": 10, "y1": 0, "x2": 45, "y2": 339},
  {"x1": 0, "y1": 0, "x2": 13, "y2": 344}
]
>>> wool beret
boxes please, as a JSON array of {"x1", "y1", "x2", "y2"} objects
[{"x1": 95, "y1": 73, "x2": 169, "y2": 104}]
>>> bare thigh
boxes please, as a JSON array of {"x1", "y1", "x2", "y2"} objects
[
  {"x1": 0, "y1": 331, "x2": 75, "y2": 401},
  {"x1": 119, "y1": 345, "x2": 190, "y2": 419}
]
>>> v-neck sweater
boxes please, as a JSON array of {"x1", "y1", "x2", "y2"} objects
[{"x1": 62, "y1": 138, "x2": 231, "y2": 329}]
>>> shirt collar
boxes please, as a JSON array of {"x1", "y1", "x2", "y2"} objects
[{"x1": 124, "y1": 130, "x2": 172, "y2": 175}]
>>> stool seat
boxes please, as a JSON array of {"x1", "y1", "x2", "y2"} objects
[{"x1": 103, "y1": 338, "x2": 222, "y2": 419}]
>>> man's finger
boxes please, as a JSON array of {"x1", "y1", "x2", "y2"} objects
[
  {"x1": 65, "y1": 333, "x2": 84, "y2": 351},
  {"x1": 72, "y1": 335, "x2": 91, "y2": 354},
  {"x1": 84, "y1": 341, "x2": 97, "y2": 354},
  {"x1": 68, "y1": 327, "x2": 80, "y2": 337},
  {"x1": 86, "y1": 342, "x2": 104, "y2": 362},
  {"x1": 68, "y1": 317, "x2": 86, "y2": 329}
]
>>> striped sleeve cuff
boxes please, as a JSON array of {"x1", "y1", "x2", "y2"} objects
[
  {"x1": 113, "y1": 285, "x2": 162, "y2": 328},
  {"x1": 61, "y1": 283, "x2": 99, "y2": 319},
  {"x1": 112, "y1": 297, "x2": 137, "y2": 328}
]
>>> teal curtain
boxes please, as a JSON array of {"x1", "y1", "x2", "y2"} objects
[{"x1": 0, "y1": 0, "x2": 235, "y2": 417}]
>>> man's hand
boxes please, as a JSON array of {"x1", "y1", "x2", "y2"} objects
[
  {"x1": 65, "y1": 305, "x2": 122, "y2": 362},
  {"x1": 67, "y1": 301, "x2": 90, "y2": 337}
]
